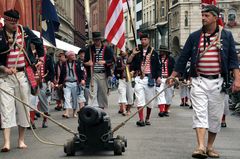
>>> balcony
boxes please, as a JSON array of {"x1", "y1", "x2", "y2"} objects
[{"x1": 139, "y1": 21, "x2": 156, "y2": 31}]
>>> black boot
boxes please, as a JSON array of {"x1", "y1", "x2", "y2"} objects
[{"x1": 42, "y1": 122, "x2": 48, "y2": 128}]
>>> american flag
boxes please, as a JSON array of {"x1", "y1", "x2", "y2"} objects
[{"x1": 104, "y1": 0, "x2": 126, "y2": 52}]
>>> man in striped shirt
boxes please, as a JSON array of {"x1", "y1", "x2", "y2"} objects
[
  {"x1": 128, "y1": 33, "x2": 162, "y2": 127},
  {"x1": 168, "y1": 5, "x2": 240, "y2": 159},
  {"x1": 0, "y1": 9, "x2": 44, "y2": 152},
  {"x1": 84, "y1": 32, "x2": 114, "y2": 109}
]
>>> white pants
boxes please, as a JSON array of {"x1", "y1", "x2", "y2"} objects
[
  {"x1": 180, "y1": 85, "x2": 190, "y2": 99},
  {"x1": 63, "y1": 82, "x2": 78, "y2": 109},
  {"x1": 191, "y1": 77, "x2": 224, "y2": 133},
  {"x1": 134, "y1": 76, "x2": 156, "y2": 108},
  {"x1": 223, "y1": 94, "x2": 230, "y2": 115},
  {"x1": 30, "y1": 94, "x2": 39, "y2": 110},
  {"x1": 156, "y1": 78, "x2": 166, "y2": 105},
  {"x1": 0, "y1": 72, "x2": 30, "y2": 128},
  {"x1": 118, "y1": 79, "x2": 134, "y2": 105},
  {"x1": 165, "y1": 86, "x2": 174, "y2": 105}
]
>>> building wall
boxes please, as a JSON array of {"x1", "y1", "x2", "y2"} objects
[
  {"x1": 136, "y1": 0, "x2": 143, "y2": 45},
  {"x1": 55, "y1": 0, "x2": 75, "y2": 44},
  {"x1": 74, "y1": 0, "x2": 86, "y2": 48},
  {"x1": 156, "y1": 0, "x2": 169, "y2": 48},
  {"x1": 124, "y1": 0, "x2": 136, "y2": 50},
  {"x1": 169, "y1": 0, "x2": 240, "y2": 56},
  {"x1": 141, "y1": 0, "x2": 157, "y2": 48},
  {"x1": 90, "y1": 0, "x2": 110, "y2": 37},
  {"x1": 0, "y1": 0, "x2": 38, "y2": 30},
  {"x1": 169, "y1": 0, "x2": 206, "y2": 55}
]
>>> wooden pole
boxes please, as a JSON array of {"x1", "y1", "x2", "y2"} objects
[{"x1": 126, "y1": 0, "x2": 137, "y2": 47}]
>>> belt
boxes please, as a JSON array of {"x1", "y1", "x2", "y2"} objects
[
  {"x1": 16, "y1": 67, "x2": 25, "y2": 72},
  {"x1": 199, "y1": 74, "x2": 221, "y2": 80},
  {"x1": 66, "y1": 80, "x2": 77, "y2": 83},
  {"x1": 162, "y1": 75, "x2": 168, "y2": 78},
  {"x1": 94, "y1": 70, "x2": 105, "y2": 73}
]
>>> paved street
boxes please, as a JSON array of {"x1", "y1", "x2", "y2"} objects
[{"x1": 1, "y1": 90, "x2": 240, "y2": 159}]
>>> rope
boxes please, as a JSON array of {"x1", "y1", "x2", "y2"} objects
[
  {"x1": 0, "y1": 25, "x2": 77, "y2": 146},
  {"x1": 111, "y1": 77, "x2": 183, "y2": 133}
]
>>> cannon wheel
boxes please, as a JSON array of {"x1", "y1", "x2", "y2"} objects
[
  {"x1": 64, "y1": 140, "x2": 75, "y2": 156},
  {"x1": 114, "y1": 139, "x2": 123, "y2": 155},
  {"x1": 116, "y1": 135, "x2": 127, "y2": 147}
]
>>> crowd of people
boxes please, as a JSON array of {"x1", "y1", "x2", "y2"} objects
[{"x1": 1, "y1": 4, "x2": 240, "y2": 159}]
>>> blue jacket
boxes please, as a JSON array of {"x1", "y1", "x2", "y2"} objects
[{"x1": 175, "y1": 28, "x2": 238, "y2": 79}]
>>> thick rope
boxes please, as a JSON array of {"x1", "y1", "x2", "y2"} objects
[{"x1": 0, "y1": 25, "x2": 77, "y2": 147}]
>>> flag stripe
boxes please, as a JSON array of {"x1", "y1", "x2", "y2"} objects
[
  {"x1": 105, "y1": 0, "x2": 126, "y2": 52},
  {"x1": 106, "y1": 9, "x2": 124, "y2": 42},
  {"x1": 105, "y1": 0, "x2": 123, "y2": 37}
]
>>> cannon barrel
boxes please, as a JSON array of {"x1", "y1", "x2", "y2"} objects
[{"x1": 78, "y1": 106, "x2": 107, "y2": 126}]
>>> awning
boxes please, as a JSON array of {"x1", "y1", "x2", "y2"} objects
[
  {"x1": 32, "y1": 30, "x2": 55, "y2": 48},
  {"x1": 32, "y1": 30, "x2": 81, "y2": 54},
  {"x1": 56, "y1": 39, "x2": 81, "y2": 54}
]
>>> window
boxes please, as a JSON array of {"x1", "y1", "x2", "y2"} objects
[
  {"x1": 172, "y1": 0, "x2": 178, "y2": 5},
  {"x1": 137, "y1": 10, "x2": 142, "y2": 21},
  {"x1": 160, "y1": 1, "x2": 165, "y2": 17},
  {"x1": 184, "y1": 11, "x2": 188, "y2": 27}
]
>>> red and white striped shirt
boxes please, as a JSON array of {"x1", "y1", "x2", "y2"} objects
[
  {"x1": 197, "y1": 33, "x2": 220, "y2": 75},
  {"x1": 142, "y1": 49, "x2": 151, "y2": 74},
  {"x1": 7, "y1": 27, "x2": 25, "y2": 68},
  {"x1": 161, "y1": 57, "x2": 168, "y2": 77}
]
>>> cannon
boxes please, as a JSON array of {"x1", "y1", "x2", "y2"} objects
[{"x1": 64, "y1": 106, "x2": 127, "y2": 156}]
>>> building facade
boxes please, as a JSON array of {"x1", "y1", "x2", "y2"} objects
[
  {"x1": 74, "y1": 0, "x2": 86, "y2": 48},
  {"x1": 90, "y1": 0, "x2": 110, "y2": 37},
  {"x1": 55, "y1": 0, "x2": 75, "y2": 44},
  {"x1": 218, "y1": 0, "x2": 240, "y2": 50},
  {"x1": 139, "y1": 0, "x2": 157, "y2": 48},
  {"x1": 168, "y1": 0, "x2": 201, "y2": 56},
  {"x1": 135, "y1": 0, "x2": 143, "y2": 45},
  {"x1": 0, "y1": 0, "x2": 39, "y2": 30},
  {"x1": 168, "y1": 0, "x2": 240, "y2": 56},
  {"x1": 124, "y1": 0, "x2": 136, "y2": 50},
  {"x1": 155, "y1": 0, "x2": 169, "y2": 48}
]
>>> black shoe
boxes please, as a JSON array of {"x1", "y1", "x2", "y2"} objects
[
  {"x1": 136, "y1": 120, "x2": 145, "y2": 127},
  {"x1": 145, "y1": 120, "x2": 151, "y2": 125},
  {"x1": 55, "y1": 106, "x2": 62, "y2": 111},
  {"x1": 180, "y1": 103, "x2": 184, "y2": 107},
  {"x1": 118, "y1": 110, "x2": 123, "y2": 114},
  {"x1": 189, "y1": 105, "x2": 193, "y2": 109},
  {"x1": 164, "y1": 112, "x2": 169, "y2": 117},
  {"x1": 42, "y1": 122, "x2": 48, "y2": 128},
  {"x1": 35, "y1": 112, "x2": 41, "y2": 118},
  {"x1": 185, "y1": 103, "x2": 190, "y2": 107},
  {"x1": 158, "y1": 112, "x2": 164, "y2": 117},
  {"x1": 44, "y1": 113, "x2": 51, "y2": 116},
  {"x1": 27, "y1": 123, "x2": 36, "y2": 130},
  {"x1": 221, "y1": 122, "x2": 227, "y2": 128}
]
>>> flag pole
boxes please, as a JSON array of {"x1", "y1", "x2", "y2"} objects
[{"x1": 126, "y1": 0, "x2": 137, "y2": 47}]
